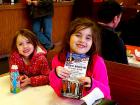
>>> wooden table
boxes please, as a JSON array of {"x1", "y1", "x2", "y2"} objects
[
  {"x1": 0, "y1": 74, "x2": 84, "y2": 105},
  {"x1": 126, "y1": 45, "x2": 140, "y2": 67}
]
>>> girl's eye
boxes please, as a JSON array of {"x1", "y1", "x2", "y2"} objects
[
  {"x1": 86, "y1": 36, "x2": 92, "y2": 40},
  {"x1": 26, "y1": 41, "x2": 31, "y2": 44},
  {"x1": 75, "y1": 34, "x2": 81, "y2": 37},
  {"x1": 18, "y1": 43, "x2": 23, "y2": 46}
]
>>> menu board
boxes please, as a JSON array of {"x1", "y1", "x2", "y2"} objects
[{"x1": 61, "y1": 52, "x2": 89, "y2": 99}]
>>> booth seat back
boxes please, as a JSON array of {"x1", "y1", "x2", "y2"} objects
[{"x1": 105, "y1": 61, "x2": 140, "y2": 105}]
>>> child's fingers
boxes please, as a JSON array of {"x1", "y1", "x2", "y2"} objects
[
  {"x1": 56, "y1": 66, "x2": 70, "y2": 78},
  {"x1": 61, "y1": 71, "x2": 69, "y2": 78},
  {"x1": 78, "y1": 77, "x2": 91, "y2": 88},
  {"x1": 19, "y1": 75, "x2": 26, "y2": 81},
  {"x1": 84, "y1": 84, "x2": 91, "y2": 88},
  {"x1": 20, "y1": 82, "x2": 27, "y2": 88},
  {"x1": 78, "y1": 77, "x2": 85, "y2": 83}
]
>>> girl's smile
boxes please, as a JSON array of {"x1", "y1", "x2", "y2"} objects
[
  {"x1": 23, "y1": 48, "x2": 30, "y2": 54},
  {"x1": 76, "y1": 43, "x2": 86, "y2": 48}
]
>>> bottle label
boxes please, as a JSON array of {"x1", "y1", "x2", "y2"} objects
[{"x1": 10, "y1": 69, "x2": 20, "y2": 93}]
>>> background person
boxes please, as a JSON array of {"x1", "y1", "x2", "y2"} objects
[
  {"x1": 26, "y1": 0, "x2": 54, "y2": 50},
  {"x1": 97, "y1": 1, "x2": 128, "y2": 64}
]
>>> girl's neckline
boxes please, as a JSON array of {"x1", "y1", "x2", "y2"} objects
[{"x1": 22, "y1": 57, "x2": 30, "y2": 65}]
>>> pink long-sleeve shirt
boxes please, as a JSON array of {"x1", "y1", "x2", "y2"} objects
[{"x1": 49, "y1": 54, "x2": 111, "y2": 99}]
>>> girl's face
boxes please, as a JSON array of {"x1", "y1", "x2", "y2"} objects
[
  {"x1": 16, "y1": 35, "x2": 34, "y2": 58},
  {"x1": 70, "y1": 27, "x2": 92, "y2": 54}
]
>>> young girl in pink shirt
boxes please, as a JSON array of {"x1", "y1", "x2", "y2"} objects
[{"x1": 49, "y1": 18, "x2": 111, "y2": 104}]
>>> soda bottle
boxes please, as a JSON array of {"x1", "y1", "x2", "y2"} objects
[{"x1": 10, "y1": 65, "x2": 20, "y2": 93}]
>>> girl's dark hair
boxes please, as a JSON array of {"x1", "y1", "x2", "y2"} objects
[
  {"x1": 97, "y1": 1, "x2": 123, "y2": 23},
  {"x1": 58, "y1": 18, "x2": 101, "y2": 66},
  {"x1": 11, "y1": 29, "x2": 40, "y2": 52}
]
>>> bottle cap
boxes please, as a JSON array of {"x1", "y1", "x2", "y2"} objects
[{"x1": 11, "y1": 65, "x2": 18, "y2": 69}]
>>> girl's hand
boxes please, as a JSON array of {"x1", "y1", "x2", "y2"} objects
[
  {"x1": 78, "y1": 77, "x2": 91, "y2": 88},
  {"x1": 20, "y1": 75, "x2": 31, "y2": 88},
  {"x1": 56, "y1": 66, "x2": 70, "y2": 79},
  {"x1": 19, "y1": 75, "x2": 26, "y2": 81}
]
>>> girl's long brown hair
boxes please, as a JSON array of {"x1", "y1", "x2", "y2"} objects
[{"x1": 58, "y1": 18, "x2": 101, "y2": 69}]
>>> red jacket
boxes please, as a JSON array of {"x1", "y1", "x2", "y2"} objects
[{"x1": 9, "y1": 46, "x2": 50, "y2": 86}]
